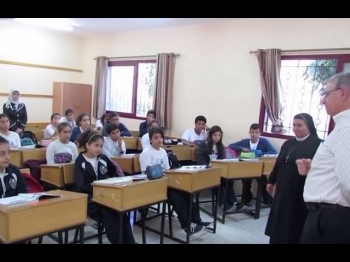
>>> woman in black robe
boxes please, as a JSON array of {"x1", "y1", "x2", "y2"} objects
[{"x1": 265, "y1": 113, "x2": 322, "y2": 244}]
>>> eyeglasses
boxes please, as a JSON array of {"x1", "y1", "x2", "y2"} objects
[{"x1": 319, "y1": 87, "x2": 341, "y2": 97}]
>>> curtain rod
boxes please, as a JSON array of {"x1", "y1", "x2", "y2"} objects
[
  {"x1": 249, "y1": 48, "x2": 350, "y2": 54},
  {"x1": 94, "y1": 53, "x2": 180, "y2": 60}
]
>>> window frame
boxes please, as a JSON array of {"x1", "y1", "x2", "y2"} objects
[
  {"x1": 106, "y1": 59, "x2": 157, "y2": 120},
  {"x1": 258, "y1": 53, "x2": 350, "y2": 139}
]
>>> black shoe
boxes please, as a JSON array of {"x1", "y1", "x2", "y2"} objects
[
  {"x1": 199, "y1": 221, "x2": 213, "y2": 228},
  {"x1": 184, "y1": 223, "x2": 204, "y2": 235}
]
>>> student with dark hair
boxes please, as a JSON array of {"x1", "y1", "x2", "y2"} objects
[
  {"x1": 0, "y1": 114, "x2": 21, "y2": 149},
  {"x1": 70, "y1": 113, "x2": 90, "y2": 143},
  {"x1": 0, "y1": 136, "x2": 27, "y2": 198},
  {"x1": 102, "y1": 124, "x2": 126, "y2": 157},
  {"x1": 46, "y1": 122, "x2": 78, "y2": 164},
  {"x1": 228, "y1": 123, "x2": 277, "y2": 206},
  {"x1": 44, "y1": 113, "x2": 61, "y2": 139},
  {"x1": 182, "y1": 115, "x2": 209, "y2": 143},
  {"x1": 196, "y1": 125, "x2": 239, "y2": 211},
  {"x1": 60, "y1": 109, "x2": 76, "y2": 128},
  {"x1": 94, "y1": 114, "x2": 108, "y2": 130},
  {"x1": 140, "y1": 119, "x2": 159, "y2": 149},
  {"x1": 102, "y1": 112, "x2": 131, "y2": 137},
  {"x1": 139, "y1": 127, "x2": 212, "y2": 235},
  {"x1": 139, "y1": 110, "x2": 156, "y2": 137},
  {"x1": 74, "y1": 130, "x2": 136, "y2": 244}
]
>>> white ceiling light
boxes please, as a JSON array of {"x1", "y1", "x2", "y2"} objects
[{"x1": 15, "y1": 18, "x2": 74, "y2": 31}]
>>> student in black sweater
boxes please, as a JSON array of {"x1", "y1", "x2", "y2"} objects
[{"x1": 74, "y1": 130, "x2": 136, "y2": 244}]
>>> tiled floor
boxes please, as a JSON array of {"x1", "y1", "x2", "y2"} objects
[{"x1": 39, "y1": 201, "x2": 271, "y2": 244}]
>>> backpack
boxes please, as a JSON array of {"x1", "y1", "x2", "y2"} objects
[
  {"x1": 224, "y1": 147, "x2": 238, "y2": 159},
  {"x1": 167, "y1": 150, "x2": 181, "y2": 169},
  {"x1": 20, "y1": 131, "x2": 39, "y2": 147},
  {"x1": 21, "y1": 172, "x2": 44, "y2": 193}
]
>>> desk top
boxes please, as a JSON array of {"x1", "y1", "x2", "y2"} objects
[
  {"x1": 0, "y1": 190, "x2": 88, "y2": 213},
  {"x1": 111, "y1": 154, "x2": 140, "y2": 159},
  {"x1": 92, "y1": 177, "x2": 168, "y2": 189},
  {"x1": 165, "y1": 166, "x2": 220, "y2": 174}
]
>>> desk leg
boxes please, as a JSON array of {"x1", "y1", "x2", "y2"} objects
[
  {"x1": 212, "y1": 186, "x2": 219, "y2": 233},
  {"x1": 140, "y1": 208, "x2": 146, "y2": 244},
  {"x1": 222, "y1": 179, "x2": 229, "y2": 224},
  {"x1": 186, "y1": 193, "x2": 193, "y2": 244},
  {"x1": 254, "y1": 176, "x2": 263, "y2": 219},
  {"x1": 167, "y1": 201, "x2": 173, "y2": 237},
  {"x1": 79, "y1": 225, "x2": 85, "y2": 244},
  {"x1": 118, "y1": 212, "x2": 123, "y2": 244},
  {"x1": 160, "y1": 201, "x2": 166, "y2": 244}
]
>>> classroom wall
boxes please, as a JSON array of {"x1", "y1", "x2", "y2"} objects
[{"x1": 2, "y1": 18, "x2": 350, "y2": 150}]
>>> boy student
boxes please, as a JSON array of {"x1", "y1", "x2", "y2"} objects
[
  {"x1": 102, "y1": 112, "x2": 132, "y2": 137},
  {"x1": 0, "y1": 136, "x2": 28, "y2": 198},
  {"x1": 228, "y1": 123, "x2": 277, "y2": 206},
  {"x1": 181, "y1": 115, "x2": 209, "y2": 143},
  {"x1": 102, "y1": 124, "x2": 126, "y2": 157},
  {"x1": 0, "y1": 114, "x2": 21, "y2": 149},
  {"x1": 44, "y1": 113, "x2": 61, "y2": 139},
  {"x1": 60, "y1": 109, "x2": 76, "y2": 128},
  {"x1": 139, "y1": 110, "x2": 156, "y2": 137}
]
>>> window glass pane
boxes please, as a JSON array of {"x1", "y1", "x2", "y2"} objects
[{"x1": 136, "y1": 63, "x2": 156, "y2": 117}]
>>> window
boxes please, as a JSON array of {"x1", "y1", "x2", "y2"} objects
[
  {"x1": 106, "y1": 60, "x2": 157, "y2": 119},
  {"x1": 259, "y1": 54, "x2": 350, "y2": 140}
]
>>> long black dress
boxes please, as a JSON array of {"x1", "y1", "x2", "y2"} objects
[
  {"x1": 3, "y1": 102, "x2": 28, "y2": 132},
  {"x1": 265, "y1": 134, "x2": 322, "y2": 244}
]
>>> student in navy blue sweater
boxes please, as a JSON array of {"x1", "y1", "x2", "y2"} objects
[
  {"x1": 70, "y1": 113, "x2": 91, "y2": 143},
  {"x1": 229, "y1": 123, "x2": 277, "y2": 206},
  {"x1": 102, "y1": 112, "x2": 131, "y2": 137},
  {"x1": 139, "y1": 110, "x2": 156, "y2": 137},
  {"x1": 74, "y1": 130, "x2": 136, "y2": 244}
]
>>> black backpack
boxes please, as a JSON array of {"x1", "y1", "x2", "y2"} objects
[
  {"x1": 20, "y1": 131, "x2": 39, "y2": 147},
  {"x1": 167, "y1": 150, "x2": 181, "y2": 169}
]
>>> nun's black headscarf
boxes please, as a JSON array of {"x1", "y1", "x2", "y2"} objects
[{"x1": 294, "y1": 113, "x2": 318, "y2": 137}]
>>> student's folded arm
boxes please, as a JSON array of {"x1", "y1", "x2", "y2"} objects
[
  {"x1": 74, "y1": 164, "x2": 92, "y2": 195},
  {"x1": 228, "y1": 141, "x2": 243, "y2": 152},
  {"x1": 265, "y1": 139, "x2": 278, "y2": 154}
]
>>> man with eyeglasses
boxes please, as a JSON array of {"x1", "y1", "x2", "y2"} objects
[{"x1": 296, "y1": 72, "x2": 350, "y2": 244}]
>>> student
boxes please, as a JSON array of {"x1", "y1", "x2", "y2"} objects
[
  {"x1": 196, "y1": 125, "x2": 239, "y2": 211},
  {"x1": 182, "y1": 115, "x2": 209, "y2": 143},
  {"x1": 70, "y1": 113, "x2": 90, "y2": 143},
  {"x1": 102, "y1": 112, "x2": 131, "y2": 137},
  {"x1": 44, "y1": 113, "x2": 61, "y2": 139},
  {"x1": 46, "y1": 122, "x2": 79, "y2": 164},
  {"x1": 140, "y1": 120, "x2": 159, "y2": 150},
  {"x1": 228, "y1": 123, "x2": 277, "y2": 206},
  {"x1": 102, "y1": 124, "x2": 126, "y2": 157},
  {"x1": 94, "y1": 114, "x2": 108, "y2": 130},
  {"x1": 74, "y1": 130, "x2": 136, "y2": 244},
  {"x1": 3, "y1": 89, "x2": 27, "y2": 135},
  {"x1": 60, "y1": 109, "x2": 76, "y2": 128},
  {"x1": 139, "y1": 110, "x2": 156, "y2": 137},
  {"x1": 139, "y1": 127, "x2": 211, "y2": 234},
  {"x1": 0, "y1": 136, "x2": 27, "y2": 198},
  {"x1": 0, "y1": 114, "x2": 21, "y2": 149}
]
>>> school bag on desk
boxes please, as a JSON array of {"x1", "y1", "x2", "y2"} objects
[{"x1": 239, "y1": 151, "x2": 256, "y2": 160}]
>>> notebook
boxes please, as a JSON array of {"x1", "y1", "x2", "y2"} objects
[
  {"x1": 0, "y1": 193, "x2": 60, "y2": 206},
  {"x1": 93, "y1": 177, "x2": 133, "y2": 185}
]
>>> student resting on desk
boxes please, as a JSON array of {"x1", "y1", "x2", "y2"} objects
[
  {"x1": 0, "y1": 114, "x2": 21, "y2": 149},
  {"x1": 196, "y1": 125, "x2": 239, "y2": 211},
  {"x1": 139, "y1": 110, "x2": 156, "y2": 137},
  {"x1": 140, "y1": 119, "x2": 159, "y2": 150},
  {"x1": 102, "y1": 112, "x2": 131, "y2": 137},
  {"x1": 46, "y1": 122, "x2": 79, "y2": 164},
  {"x1": 228, "y1": 123, "x2": 277, "y2": 206},
  {"x1": 102, "y1": 124, "x2": 126, "y2": 157},
  {"x1": 181, "y1": 115, "x2": 209, "y2": 144},
  {"x1": 139, "y1": 127, "x2": 212, "y2": 235},
  {"x1": 70, "y1": 113, "x2": 91, "y2": 144},
  {"x1": 0, "y1": 136, "x2": 27, "y2": 198},
  {"x1": 74, "y1": 130, "x2": 136, "y2": 244},
  {"x1": 44, "y1": 113, "x2": 61, "y2": 139}
]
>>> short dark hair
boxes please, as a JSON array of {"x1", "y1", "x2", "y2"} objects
[
  {"x1": 51, "y1": 113, "x2": 60, "y2": 120},
  {"x1": 109, "y1": 112, "x2": 119, "y2": 118},
  {"x1": 65, "y1": 109, "x2": 74, "y2": 116},
  {"x1": 195, "y1": 115, "x2": 207, "y2": 124},
  {"x1": 106, "y1": 123, "x2": 119, "y2": 135},
  {"x1": 148, "y1": 127, "x2": 164, "y2": 140},
  {"x1": 0, "y1": 114, "x2": 9, "y2": 120},
  {"x1": 147, "y1": 110, "x2": 156, "y2": 117},
  {"x1": 57, "y1": 122, "x2": 72, "y2": 133},
  {"x1": 0, "y1": 136, "x2": 9, "y2": 145},
  {"x1": 250, "y1": 123, "x2": 260, "y2": 131},
  {"x1": 77, "y1": 130, "x2": 104, "y2": 149},
  {"x1": 147, "y1": 119, "x2": 159, "y2": 128}
]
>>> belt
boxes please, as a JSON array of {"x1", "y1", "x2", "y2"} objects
[{"x1": 305, "y1": 202, "x2": 350, "y2": 210}]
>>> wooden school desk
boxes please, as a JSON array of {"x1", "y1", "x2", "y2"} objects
[
  {"x1": 164, "y1": 167, "x2": 221, "y2": 244},
  {"x1": 162, "y1": 144, "x2": 195, "y2": 161},
  {"x1": 210, "y1": 160, "x2": 264, "y2": 224},
  {"x1": 10, "y1": 148, "x2": 47, "y2": 167},
  {"x1": 0, "y1": 190, "x2": 87, "y2": 244},
  {"x1": 92, "y1": 177, "x2": 168, "y2": 244},
  {"x1": 111, "y1": 154, "x2": 139, "y2": 174},
  {"x1": 40, "y1": 163, "x2": 75, "y2": 190}
]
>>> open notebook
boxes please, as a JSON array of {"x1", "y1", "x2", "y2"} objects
[{"x1": 0, "y1": 193, "x2": 61, "y2": 206}]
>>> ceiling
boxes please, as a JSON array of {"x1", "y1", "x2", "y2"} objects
[{"x1": 2, "y1": 18, "x2": 237, "y2": 36}]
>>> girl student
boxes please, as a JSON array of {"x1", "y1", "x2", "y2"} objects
[
  {"x1": 70, "y1": 113, "x2": 91, "y2": 143},
  {"x1": 139, "y1": 127, "x2": 212, "y2": 235},
  {"x1": 0, "y1": 114, "x2": 21, "y2": 149},
  {"x1": 74, "y1": 130, "x2": 136, "y2": 244},
  {"x1": 46, "y1": 122, "x2": 79, "y2": 164}
]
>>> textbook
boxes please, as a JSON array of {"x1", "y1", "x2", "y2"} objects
[
  {"x1": 93, "y1": 177, "x2": 133, "y2": 185},
  {"x1": 0, "y1": 193, "x2": 60, "y2": 206}
]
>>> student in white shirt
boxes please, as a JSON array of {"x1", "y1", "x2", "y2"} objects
[
  {"x1": 141, "y1": 120, "x2": 159, "y2": 150},
  {"x1": 181, "y1": 115, "x2": 209, "y2": 143},
  {"x1": 46, "y1": 122, "x2": 79, "y2": 164},
  {"x1": 102, "y1": 124, "x2": 126, "y2": 157},
  {"x1": 44, "y1": 113, "x2": 61, "y2": 139},
  {"x1": 60, "y1": 109, "x2": 76, "y2": 128},
  {"x1": 0, "y1": 114, "x2": 21, "y2": 149},
  {"x1": 139, "y1": 127, "x2": 212, "y2": 235}
]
